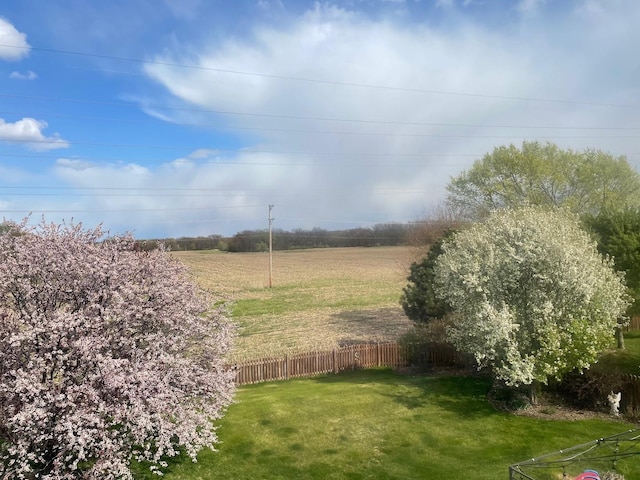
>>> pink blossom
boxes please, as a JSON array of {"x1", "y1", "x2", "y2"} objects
[{"x1": 0, "y1": 220, "x2": 236, "y2": 479}]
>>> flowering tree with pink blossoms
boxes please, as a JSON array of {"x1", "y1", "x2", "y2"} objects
[{"x1": 0, "y1": 220, "x2": 236, "y2": 479}]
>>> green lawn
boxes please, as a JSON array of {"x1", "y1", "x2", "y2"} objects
[
  {"x1": 594, "y1": 331, "x2": 640, "y2": 375},
  {"x1": 135, "y1": 369, "x2": 637, "y2": 480}
]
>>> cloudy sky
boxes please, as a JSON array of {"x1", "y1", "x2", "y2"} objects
[{"x1": 0, "y1": 0, "x2": 638, "y2": 238}]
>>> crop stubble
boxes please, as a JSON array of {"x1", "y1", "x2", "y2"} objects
[{"x1": 173, "y1": 246, "x2": 416, "y2": 360}]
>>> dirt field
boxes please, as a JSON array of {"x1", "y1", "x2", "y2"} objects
[{"x1": 172, "y1": 246, "x2": 419, "y2": 360}]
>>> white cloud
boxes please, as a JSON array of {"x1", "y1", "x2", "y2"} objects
[
  {"x1": 257, "y1": 0, "x2": 284, "y2": 10},
  {"x1": 164, "y1": 0, "x2": 203, "y2": 19},
  {"x1": 187, "y1": 148, "x2": 221, "y2": 159},
  {"x1": 140, "y1": 5, "x2": 545, "y2": 230},
  {"x1": 9, "y1": 70, "x2": 37, "y2": 80},
  {"x1": 55, "y1": 159, "x2": 149, "y2": 177},
  {"x1": 55, "y1": 159, "x2": 96, "y2": 171},
  {"x1": 0, "y1": 118, "x2": 69, "y2": 151},
  {"x1": 436, "y1": 0, "x2": 479, "y2": 7},
  {"x1": 104, "y1": 2, "x2": 640, "y2": 235},
  {"x1": 517, "y1": 0, "x2": 546, "y2": 14},
  {"x1": 51, "y1": 155, "x2": 271, "y2": 237},
  {"x1": 0, "y1": 17, "x2": 30, "y2": 61}
]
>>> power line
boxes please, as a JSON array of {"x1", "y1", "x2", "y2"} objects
[
  {"x1": 0, "y1": 152, "x2": 473, "y2": 168},
  {"x1": 0, "y1": 187, "x2": 432, "y2": 196},
  {"x1": 40, "y1": 214, "x2": 421, "y2": 228},
  {"x1": 0, "y1": 151, "x2": 477, "y2": 162},
  {"x1": 2, "y1": 99, "x2": 640, "y2": 131},
  {"x1": 0, "y1": 43, "x2": 637, "y2": 109},
  {"x1": 4, "y1": 132, "x2": 640, "y2": 153},
  {"x1": 0, "y1": 186, "x2": 250, "y2": 191},
  {"x1": 0, "y1": 186, "x2": 264, "y2": 192},
  {"x1": 0, "y1": 205, "x2": 265, "y2": 213},
  {"x1": 0, "y1": 192, "x2": 265, "y2": 197},
  {"x1": 1, "y1": 151, "x2": 639, "y2": 167},
  {"x1": 0, "y1": 208, "x2": 423, "y2": 231}
]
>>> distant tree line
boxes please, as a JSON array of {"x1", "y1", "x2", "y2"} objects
[{"x1": 140, "y1": 223, "x2": 413, "y2": 252}]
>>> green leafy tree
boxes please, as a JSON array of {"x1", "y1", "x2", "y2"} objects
[
  {"x1": 434, "y1": 207, "x2": 629, "y2": 403},
  {"x1": 585, "y1": 209, "x2": 640, "y2": 317},
  {"x1": 446, "y1": 141, "x2": 640, "y2": 220},
  {"x1": 401, "y1": 231, "x2": 453, "y2": 323}
]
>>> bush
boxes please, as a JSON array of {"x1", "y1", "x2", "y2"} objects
[
  {"x1": 555, "y1": 370, "x2": 625, "y2": 411},
  {"x1": 400, "y1": 231, "x2": 454, "y2": 323}
]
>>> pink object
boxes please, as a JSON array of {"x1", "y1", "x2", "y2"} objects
[{"x1": 574, "y1": 471, "x2": 601, "y2": 480}]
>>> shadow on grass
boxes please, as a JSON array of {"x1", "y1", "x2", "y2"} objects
[
  {"x1": 390, "y1": 375, "x2": 494, "y2": 418},
  {"x1": 309, "y1": 366, "x2": 400, "y2": 385},
  {"x1": 311, "y1": 367, "x2": 494, "y2": 419},
  {"x1": 327, "y1": 306, "x2": 412, "y2": 342}
]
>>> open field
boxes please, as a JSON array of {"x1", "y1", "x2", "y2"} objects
[
  {"x1": 134, "y1": 369, "x2": 638, "y2": 480},
  {"x1": 173, "y1": 246, "x2": 418, "y2": 360}
]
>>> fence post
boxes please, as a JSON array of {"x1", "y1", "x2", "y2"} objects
[
  {"x1": 285, "y1": 354, "x2": 289, "y2": 381},
  {"x1": 333, "y1": 348, "x2": 338, "y2": 374},
  {"x1": 351, "y1": 345, "x2": 355, "y2": 371}
]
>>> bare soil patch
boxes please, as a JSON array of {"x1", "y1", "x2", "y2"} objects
[
  {"x1": 515, "y1": 403, "x2": 620, "y2": 421},
  {"x1": 497, "y1": 391, "x2": 629, "y2": 422}
]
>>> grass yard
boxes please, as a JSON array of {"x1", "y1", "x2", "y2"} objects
[
  {"x1": 135, "y1": 369, "x2": 637, "y2": 480},
  {"x1": 173, "y1": 247, "x2": 417, "y2": 360},
  {"x1": 594, "y1": 331, "x2": 640, "y2": 375}
]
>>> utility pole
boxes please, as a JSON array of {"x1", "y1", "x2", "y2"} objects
[{"x1": 268, "y1": 204, "x2": 274, "y2": 288}]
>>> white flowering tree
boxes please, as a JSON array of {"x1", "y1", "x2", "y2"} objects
[
  {"x1": 434, "y1": 207, "x2": 629, "y2": 403},
  {"x1": 0, "y1": 220, "x2": 236, "y2": 479}
]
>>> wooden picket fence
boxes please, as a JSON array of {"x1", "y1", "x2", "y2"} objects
[
  {"x1": 617, "y1": 374, "x2": 640, "y2": 416},
  {"x1": 230, "y1": 342, "x2": 471, "y2": 386},
  {"x1": 625, "y1": 316, "x2": 640, "y2": 332}
]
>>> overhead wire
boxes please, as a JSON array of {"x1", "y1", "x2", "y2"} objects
[
  {"x1": 0, "y1": 151, "x2": 479, "y2": 163},
  {"x1": 0, "y1": 204, "x2": 265, "y2": 213},
  {"x1": 1, "y1": 42, "x2": 639, "y2": 233},
  {"x1": 0, "y1": 45, "x2": 637, "y2": 156},
  {"x1": 0, "y1": 43, "x2": 638, "y2": 110},
  {"x1": 0, "y1": 187, "x2": 430, "y2": 196},
  {"x1": 1, "y1": 97, "x2": 639, "y2": 130},
  {"x1": 4, "y1": 131, "x2": 640, "y2": 152}
]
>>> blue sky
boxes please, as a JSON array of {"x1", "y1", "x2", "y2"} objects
[{"x1": 0, "y1": 0, "x2": 639, "y2": 238}]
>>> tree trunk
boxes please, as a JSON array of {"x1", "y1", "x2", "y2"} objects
[
  {"x1": 528, "y1": 380, "x2": 540, "y2": 406},
  {"x1": 616, "y1": 322, "x2": 625, "y2": 349}
]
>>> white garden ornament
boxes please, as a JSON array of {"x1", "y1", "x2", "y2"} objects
[{"x1": 608, "y1": 392, "x2": 622, "y2": 417}]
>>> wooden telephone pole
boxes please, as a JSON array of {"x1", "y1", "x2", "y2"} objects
[{"x1": 268, "y1": 204, "x2": 274, "y2": 288}]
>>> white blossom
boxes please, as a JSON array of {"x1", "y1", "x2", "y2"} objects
[
  {"x1": 0, "y1": 220, "x2": 236, "y2": 479},
  {"x1": 434, "y1": 207, "x2": 629, "y2": 387}
]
